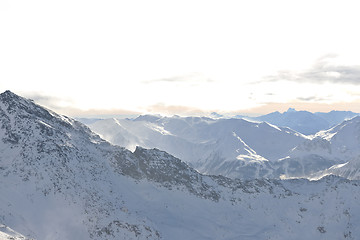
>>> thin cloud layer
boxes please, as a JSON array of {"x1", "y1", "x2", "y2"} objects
[
  {"x1": 296, "y1": 96, "x2": 330, "y2": 102},
  {"x1": 142, "y1": 73, "x2": 214, "y2": 85},
  {"x1": 23, "y1": 92, "x2": 140, "y2": 117},
  {"x1": 23, "y1": 93, "x2": 72, "y2": 110},
  {"x1": 265, "y1": 55, "x2": 360, "y2": 84}
]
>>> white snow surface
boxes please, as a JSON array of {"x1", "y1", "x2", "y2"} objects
[
  {"x1": 0, "y1": 224, "x2": 30, "y2": 240},
  {"x1": 1, "y1": 91, "x2": 360, "y2": 240}
]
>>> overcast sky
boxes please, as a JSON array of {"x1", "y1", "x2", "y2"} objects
[{"x1": 1, "y1": 0, "x2": 360, "y2": 117}]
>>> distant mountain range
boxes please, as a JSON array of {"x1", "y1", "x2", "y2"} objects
[
  {"x1": 86, "y1": 111, "x2": 360, "y2": 181},
  {"x1": 88, "y1": 116, "x2": 307, "y2": 179},
  {"x1": 81, "y1": 108, "x2": 359, "y2": 136},
  {"x1": 2, "y1": 90, "x2": 360, "y2": 240},
  {"x1": 244, "y1": 108, "x2": 359, "y2": 135}
]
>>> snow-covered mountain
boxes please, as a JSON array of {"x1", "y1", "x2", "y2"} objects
[
  {"x1": 284, "y1": 116, "x2": 360, "y2": 180},
  {"x1": 88, "y1": 115, "x2": 309, "y2": 179},
  {"x1": 2, "y1": 91, "x2": 360, "y2": 239},
  {"x1": 86, "y1": 112, "x2": 360, "y2": 180}
]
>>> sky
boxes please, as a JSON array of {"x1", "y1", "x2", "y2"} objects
[{"x1": 1, "y1": 0, "x2": 360, "y2": 117}]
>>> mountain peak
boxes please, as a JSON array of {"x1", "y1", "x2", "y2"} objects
[
  {"x1": 210, "y1": 112, "x2": 223, "y2": 119},
  {"x1": 1, "y1": 90, "x2": 15, "y2": 95},
  {"x1": 0, "y1": 90, "x2": 55, "y2": 122},
  {"x1": 0, "y1": 90, "x2": 32, "y2": 104},
  {"x1": 0, "y1": 90, "x2": 23, "y2": 102},
  {"x1": 134, "y1": 114, "x2": 162, "y2": 122},
  {"x1": 285, "y1": 107, "x2": 296, "y2": 113},
  {"x1": 1, "y1": 90, "x2": 16, "y2": 95}
]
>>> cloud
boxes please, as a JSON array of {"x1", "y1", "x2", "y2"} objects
[
  {"x1": 62, "y1": 108, "x2": 141, "y2": 118},
  {"x1": 142, "y1": 72, "x2": 214, "y2": 85},
  {"x1": 23, "y1": 93, "x2": 72, "y2": 109},
  {"x1": 296, "y1": 96, "x2": 329, "y2": 102},
  {"x1": 264, "y1": 55, "x2": 360, "y2": 84},
  {"x1": 22, "y1": 92, "x2": 140, "y2": 117}
]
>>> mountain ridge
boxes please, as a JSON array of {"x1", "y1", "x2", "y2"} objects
[{"x1": 247, "y1": 108, "x2": 359, "y2": 135}]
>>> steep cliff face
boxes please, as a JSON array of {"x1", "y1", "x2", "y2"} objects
[{"x1": 1, "y1": 91, "x2": 360, "y2": 240}]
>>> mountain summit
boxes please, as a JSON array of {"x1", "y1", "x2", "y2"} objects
[{"x1": 286, "y1": 107, "x2": 296, "y2": 113}]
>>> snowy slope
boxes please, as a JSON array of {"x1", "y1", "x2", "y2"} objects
[
  {"x1": 0, "y1": 224, "x2": 31, "y2": 240},
  {"x1": 315, "y1": 116, "x2": 360, "y2": 159},
  {"x1": 1, "y1": 91, "x2": 360, "y2": 240},
  {"x1": 272, "y1": 116, "x2": 360, "y2": 179},
  {"x1": 299, "y1": 117, "x2": 360, "y2": 180},
  {"x1": 89, "y1": 116, "x2": 308, "y2": 179}
]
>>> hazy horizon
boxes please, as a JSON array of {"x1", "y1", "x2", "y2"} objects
[{"x1": 2, "y1": 1, "x2": 360, "y2": 117}]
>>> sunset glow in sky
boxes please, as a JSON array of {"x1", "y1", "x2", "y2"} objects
[{"x1": 1, "y1": 0, "x2": 360, "y2": 117}]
